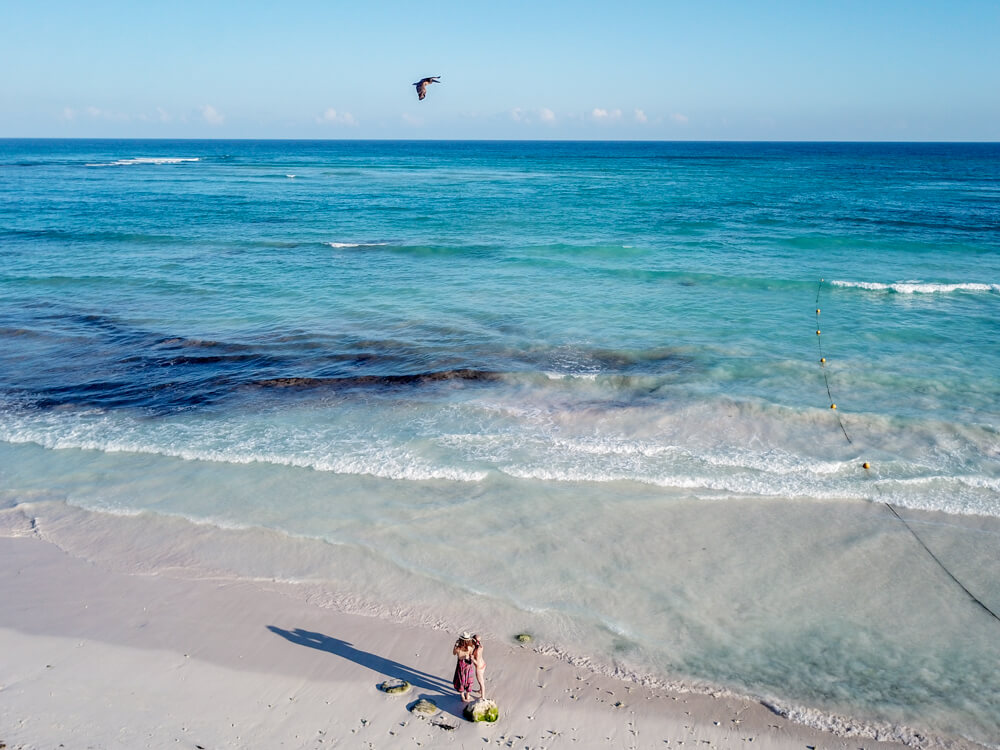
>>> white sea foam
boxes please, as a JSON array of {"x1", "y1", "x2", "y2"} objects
[
  {"x1": 1, "y1": 388, "x2": 997, "y2": 517},
  {"x1": 325, "y1": 241, "x2": 389, "y2": 248},
  {"x1": 700, "y1": 447, "x2": 845, "y2": 475},
  {"x1": 549, "y1": 436, "x2": 680, "y2": 457},
  {"x1": 540, "y1": 371, "x2": 599, "y2": 381},
  {"x1": 831, "y1": 279, "x2": 1000, "y2": 294},
  {"x1": 763, "y1": 700, "x2": 941, "y2": 749},
  {"x1": 86, "y1": 157, "x2": 201, "y2": 167},
  {"x1": 890, "y1": 474, "x2": 1000, "y2": 492},
  {"x1": 0, "y1": 419, "x2": 488, "y2": 483}
]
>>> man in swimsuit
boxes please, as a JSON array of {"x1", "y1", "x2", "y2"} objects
[{"x1": 452, "y1": 631, "x2": 487, "y2": 702}]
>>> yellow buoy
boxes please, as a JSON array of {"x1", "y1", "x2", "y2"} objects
[
  {"x1": 816, "y1": 309, "x2": 821, "y2": 314},
  {"x1": 820, "y1": 357, "x2": 826, "y2": 363},
  {"x1": 862, "y1": 462, "x2": 870, "y2": 470},
  {"x1": 830, "y1": 404, "x2": 837, "y2": 409},
  {"x1": 816, "y1": 330, "x2": 821, "y2": 335}
]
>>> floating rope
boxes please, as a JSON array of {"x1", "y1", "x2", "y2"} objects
[
  {"x1": 814, "y1": 281, "x2": 852, "y2": 444},
  {"x1": 814, "y1": 279, "x2": 1000, "y2": 625},
  {"x1": 884, "y1": 503, "x2": 1000, "y2": 623}
]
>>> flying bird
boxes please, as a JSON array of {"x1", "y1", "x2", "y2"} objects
[{"x1": 413, "y1": 76, "x2": 441, "y2": 101}]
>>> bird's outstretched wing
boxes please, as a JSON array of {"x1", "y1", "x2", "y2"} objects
[{"x1": 412, "y1": 76, "x2": 441, "y2": 101}]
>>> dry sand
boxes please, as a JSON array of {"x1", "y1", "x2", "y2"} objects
[{"x1": 0, "y1": 534, "x2": 975, "y2": 750}]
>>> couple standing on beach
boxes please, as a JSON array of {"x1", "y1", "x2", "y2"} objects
[{"x1": 452, "y1": 631, "x2": 487, "y2": 702}]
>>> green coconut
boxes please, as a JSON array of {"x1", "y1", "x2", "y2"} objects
[{"x1": 514, "y1": 633, "x2": 533, "y2": 643}]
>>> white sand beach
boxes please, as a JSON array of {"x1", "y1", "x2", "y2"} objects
[{"x1": 1, "y1": 529, "x2": 979, "y2": 750}]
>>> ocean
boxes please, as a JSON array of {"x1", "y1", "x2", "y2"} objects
[{"x1": 1, "y1": 139, "x2": 998, "y2": 745}]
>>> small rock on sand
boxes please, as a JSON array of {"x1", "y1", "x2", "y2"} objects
[
  {"x1": 410, "y1": 699, "x2": 439, "y2": 716},
  {"x1": 379, "y1": 679, "x2": 412, "y2": 695}
]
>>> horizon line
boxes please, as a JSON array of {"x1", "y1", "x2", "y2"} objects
[{"x1": 2, "y1": 137, "x2": 998, "y2": 144}]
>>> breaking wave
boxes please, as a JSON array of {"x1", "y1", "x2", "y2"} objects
[
  {"x1": 831, "y1": 279, "x2": 1000, "y2": 294},
  {"x1": 86, "y1": 157, "x2": 201, "y2": 167}
]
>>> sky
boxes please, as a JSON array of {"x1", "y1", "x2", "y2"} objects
[{"x1": 2, "y1": 0, "x2": 998, "y2": 140}]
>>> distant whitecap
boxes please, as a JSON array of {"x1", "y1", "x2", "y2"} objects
[
  {"x1": 832, "y1": 279, "x2": 999, "y2": 294},
  {"x1": 86, "y1": 157, "x2": 201, "y2": 167}
]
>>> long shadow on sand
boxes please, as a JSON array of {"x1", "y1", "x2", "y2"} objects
[{"x1": 267, "y1": 626, "x2": 463, "y2": 718}]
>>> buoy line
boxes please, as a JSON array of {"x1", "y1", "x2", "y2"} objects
[
  {"x1": 815, "y1": 280, "x2": 852, "y2": 444},
  {"x1": 814, "y1": 279, "x2": 1000, "y2": 625}
]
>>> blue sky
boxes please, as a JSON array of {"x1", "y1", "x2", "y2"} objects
[{"x1": 2, "y1": 0, "x2": 998, "y2": 140}]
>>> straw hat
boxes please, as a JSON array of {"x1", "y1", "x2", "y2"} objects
[{"x1": 459, "y1": 631, "x2": 475, "y2": 640}]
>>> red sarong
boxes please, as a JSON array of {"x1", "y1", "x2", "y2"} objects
[{"x1": 453, "y1": 657, "x2": 475, "y2": 693}]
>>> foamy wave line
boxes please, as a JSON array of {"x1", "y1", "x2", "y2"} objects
[
  {"x1": 549, "y1": 437, "x2": 680, "y2": 457},
  {"x1": 541, "y1": 372, "x2": 599, "y2": 381},
  {"x1": 532, "y1": 645, "x2": 948, "y2": 749},
  {"x1": 86, "y1": 157, "x2": 201, "y2": 167},
  {"x1": 325, "y1": 241, "x2": 389, "y2": 248},
  {"x1": 0, "y1": 429, "x2": 487, "y2": 483},
  {"x1": 890, "y1": 474, "x2": 1000, "y2": 493},
  {"x1": 763, "y1": 699, "x2": 943, "y2": 749},
  {"x1": 500, "y1": 452, "x2": 864, "y2": 494},
  {"x1": 500, "y1": 465, "x2": 1000, "y2": 516},
  {"x1": 546, "y1": 435, "x2": 845, "y2": 474},
  {"x1": 701, "y1": 449, "x2": 845, "y2": 475},
  {"x1": 501, "y1": 465, "x2": 813, "y2": 495},
  {"x1": 832, "y1": 279, "x2": 1000, "y2": 294}
]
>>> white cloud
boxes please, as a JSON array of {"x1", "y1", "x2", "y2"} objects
[
  {"x1": 634, "y1": 108, "x2": 648, "y2": 124},
  {"x1": 509, "y1": 107, "x2": 557, "y2": 125},
  {"x1": 316, "y1": 107, "x2": 357, "y2": 126},
  {"x1": 402, "y1": 112, "x2": 423, "y2": 126},
  {"x1": 65, "y1": 105, "x2": 129, "y2": 121},
  {"x1": 670, "y1": 113, "x2": 689, "y2": 124},
  {"x1": 591, "y1": 108, "x2": 622, "y2": 121},
  {"x1": 156, "y1": 106, "x2": 171, "y2": 123},
  {"x1": 200, "y1": 104, "x2": 224, "y2": 125}
]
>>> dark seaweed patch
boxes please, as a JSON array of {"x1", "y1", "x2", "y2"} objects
[
  {"x1": 1, "y1": 305, "x2": 698, "y2": 415},
  {"x1": 252, "y1": 369, "x2": 502, "y2": 390}
]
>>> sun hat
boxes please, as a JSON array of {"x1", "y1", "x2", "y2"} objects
[{"x1": 459, "y1": 631, "x2": 474, "y2": 640}]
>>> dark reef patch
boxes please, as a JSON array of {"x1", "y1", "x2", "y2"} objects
[{"x1": 252, "y1": 369, "x2": 502, "y2": 390}]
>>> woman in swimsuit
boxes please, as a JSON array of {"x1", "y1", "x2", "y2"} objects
[{"x1": 452, "y1": 631, "x2": 486, "y2": 702}]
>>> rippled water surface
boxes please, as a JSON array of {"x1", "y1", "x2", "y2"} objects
[{"x1": 2, "y1": 140, "x2": 999, "y2": 744}]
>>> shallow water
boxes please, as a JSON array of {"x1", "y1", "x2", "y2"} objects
[{"x1": 1, "y1": 139, "x2": 999, "y2": 744}]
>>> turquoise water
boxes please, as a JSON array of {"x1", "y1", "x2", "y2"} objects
[{"x1": 1, "y1": 140, "x2": 999, "y2": 744}]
